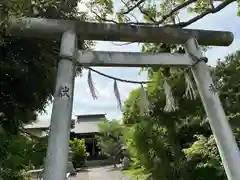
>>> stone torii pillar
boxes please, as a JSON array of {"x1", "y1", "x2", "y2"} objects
[{"x1": 43, "y1": 30, "x2": 77, "y2": 180}]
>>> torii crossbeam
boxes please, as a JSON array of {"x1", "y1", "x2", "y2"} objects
[{"x1": 7, "y1": 17, "x2": 240, "y2": 180}]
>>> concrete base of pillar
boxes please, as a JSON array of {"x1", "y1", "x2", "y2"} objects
[{"x1": 67, "y1": 161, "x2": 75, "y2": 174}]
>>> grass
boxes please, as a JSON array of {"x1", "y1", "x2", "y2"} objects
[{"x1": 122, "y1": 168, "x2": 148, "y2": 179}]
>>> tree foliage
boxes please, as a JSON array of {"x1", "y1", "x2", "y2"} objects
[
  {"x1": 183, "y1": 135, "x2": 226, "y2": 180},
  {"x1": 1, "y1": 0, "x2": 90, "y2": 178},
  {"x1": 123, "y1": 50, "x2": 240, "y2": 180},
  {"x1": 69, "y1": 138, "x2": 89, "y2": 168},
  {"x1": 1, "y1": 0, "x2": 90, "y2": 133},
  {"x1": 213, "y1": 51, "x2": 240, "y2": 126},
  {"x1": 84, "y1": 0, "x2": 239, "y2": 26},
  {"x1": 96, "y1": 119, "x2": 124, "y2": 166},
  {"x1": 0, "y1": 127, "x2": 48, "y2": 180}
]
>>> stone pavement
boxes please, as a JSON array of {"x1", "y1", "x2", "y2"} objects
[{"x1": 68, "y1": 165, "x2": 132, "y2": 180}]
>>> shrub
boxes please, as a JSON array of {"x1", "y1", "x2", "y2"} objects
[{"x1": 69, "y1": 138, "x2": 89, "y2": 168}]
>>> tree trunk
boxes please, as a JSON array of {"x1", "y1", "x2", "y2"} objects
[{"x1": 167, "y1": 120, "x2": 187, "y2": 180}]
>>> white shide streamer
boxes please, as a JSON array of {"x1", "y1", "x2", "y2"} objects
[
  {"x1": 163, "y1": 80, "x2": 178, "y2": 112},
  {"x1": 114, "y1": 80, "x2": 123, "y2": 111},
  {"x1": 87, "y1": 70, "x2": 98, "y2": 99},
  {"x1": 138, "y1": 84, "x2": 150, "y2": 115},
  {"x1": 184, "y1": 73, "x2": 197, "y2": 100}
]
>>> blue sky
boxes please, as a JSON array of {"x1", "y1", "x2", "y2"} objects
[{"x1": 38, "y1": 2, "x2": 240, "y2": 121}]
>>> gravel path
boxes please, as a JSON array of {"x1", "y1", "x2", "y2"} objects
[{"x1": 68, "y1": 165, "x2": 132, "y2": 180}]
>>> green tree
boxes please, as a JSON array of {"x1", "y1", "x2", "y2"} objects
[
  {"x1": 0, "y1": 128, "x2": 33, "y2": 180},
  {"x1": 29, "y1": 136, "x2": 48, "y2": 169},
  {"x1": 1, "y1": 1, "x2": 91, "y2": 179},
  {"x1": 183, "y1": 135, "x2": 226, "y2": 180},
  {"x1": 69, "y1": 138, "x2": 89, "y2": 168},
  {"x1": 1, "y1": 0, "x2": 90, "y2": 134},
  {"x1": 0, "y1": 127, "x2": 48, "y2": 180},
  {"x1": 85, "y1": 0, "x2": 239, "y2": 26},
  {"x1": 213, "y1": 51, "x2": 240, "y2": 127},
  {"x1": 97, "y1": 119, "x2": 124, "y2": 167},
  {"x1": 123, "y1": 49, "x2": 239, "y2": 180},
  {"x1": 109, "y1": 1, "x2": 240, "y2": 178}
]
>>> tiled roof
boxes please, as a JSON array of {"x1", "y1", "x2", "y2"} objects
[{"x1": 24, "y1": 114, "x2": 106, "y2": 134}]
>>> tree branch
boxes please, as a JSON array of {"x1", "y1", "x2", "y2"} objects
[
  {"x1": 157, "y1": 0, "x2": 197, "y2": 24},
  {"x1": 138, "y1": 6, "x2": 157, "y2": 23},
  {"x1": 91, "y1": 9, "x2": 118, "y2": 24},
  {"x1": 126, "y1": 0, "x2": 228, "y2": 26},
  {"x1": 88, "y1": 0, "x2": 235, "y2": 29},
  {"x1": 210, "y1": 0, "x2": 215, "y2": 9},
  {"x1": 120, "y1": 0, "x2": 197, "y2": 25},
  {"x1": 121, "y1": 0, "x2": 146, "y2": 14},
  {"x1": 171, "y1": 0, "x2": 236, "y2": 28}
]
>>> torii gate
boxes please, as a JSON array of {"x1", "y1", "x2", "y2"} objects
[{"x1": 8, "y1": 17, "x2": 240, "y2": 180}]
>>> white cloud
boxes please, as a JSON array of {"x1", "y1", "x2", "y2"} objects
[{"x1": 37, "y1": 2, "x2": 240, "y2": 121}]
